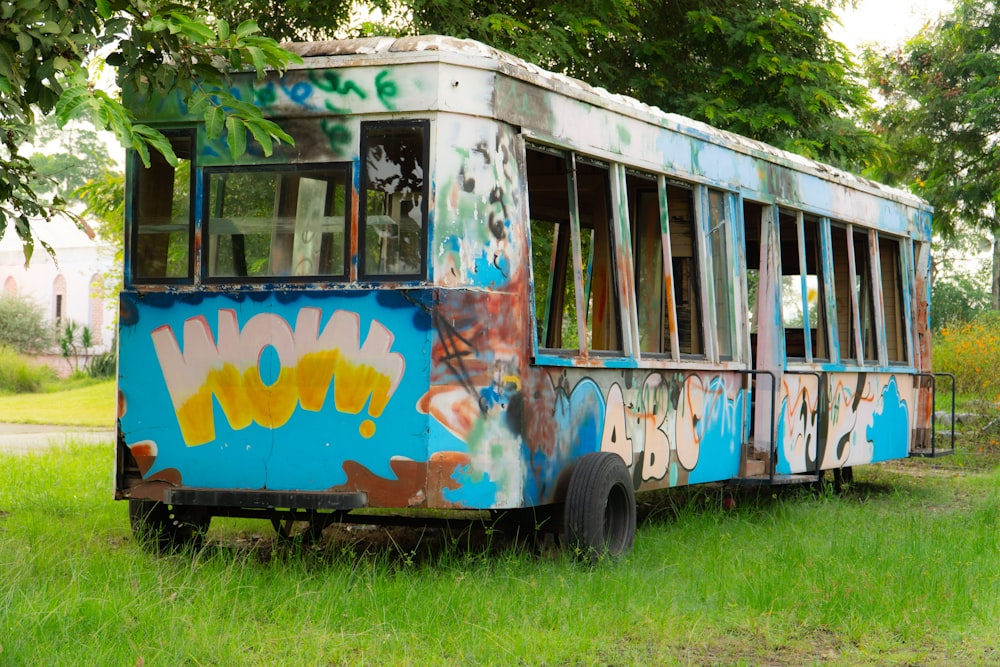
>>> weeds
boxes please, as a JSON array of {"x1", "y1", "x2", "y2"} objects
[{"x1": 0, "y1": 345, "x2": 56, "y2": 394}]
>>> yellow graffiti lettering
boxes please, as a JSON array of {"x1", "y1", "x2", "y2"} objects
[
  {"x1": 335, "y1": 358, "x2": 395, "y2": 417},
  {"x1": 297, "y1": 349, "x2": 340, "y2": 411},
  {"x1": 152, "y1": 308, "x2": 406, "y2": 446},
  {"x1": 244, "y1": 366, "x2": 299, "y2": 429}
]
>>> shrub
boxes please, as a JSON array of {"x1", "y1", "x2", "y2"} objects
[
  {"x1": 0, "y1": 345, "x2": 57, "y2": 393},
  {"x1": 933, "y1": 311, "x2": 1000, "y2": 399},
  {"x1": 87, "y1": 349, "x2": 117, "y2": 378},
  {"x1": 0, "y1": 293, "x2": 53, "y2": 353}
]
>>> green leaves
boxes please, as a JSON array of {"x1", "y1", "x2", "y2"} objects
[
  {"x1": 2, "y1": 0, "x2": 308, "y2": 265},
  {"x1": 399, "y1": 0, "x2": 877, "y2": 170},
  {"x1": 863, "y1": 0, "x2": 1000, "y2": 237}
]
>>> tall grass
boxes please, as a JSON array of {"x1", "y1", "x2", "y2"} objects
[
  {"x1": 0, "y1": 345, "x2": 56, "y2": 394},
  {"x1": 1, "y1": 441, "x2": 999, "y2": 665}
]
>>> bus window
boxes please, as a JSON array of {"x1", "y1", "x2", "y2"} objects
[
  {"x1": 132, "y1": 132, "x2": 193, "y2": 281},
  {"x1": 668, "y1": 184, "x2": 703, "y2": 356},
  {"x1": 830, "y1": 223, "x2": 853, "y2": 363},
  {"x1": 879, "y1": 234, "x2": 909, "y2": 364},
  {"x1": 854, "y1": 228, "x2": 879, "y2": 364},
  {"x1": 743, "y1": 201, "x2": 762, "y2": 340},
  {"x1": 360, "y1": 121, "x2": 428, "y2": 279},
  {"x1": 526, "y1": 148, "x2": 621, "y2": 354},
  {"x1": 707, "y1": 189, "x2": 735, "y2": 360},
  {"x1": 804, "y1": 216, "x2": 829, "y2": 361},
  {"x1": 577, "y1": 158, "x2": 621, "y2": 354},
  {"x1": 628, "y1": 171, "x2": 668, "y2": 355},
  {"x1": 205, "y1": 167, "x2": 350, "y2": 280},
  {"x1": 527, "y1": 147, "x2": 581, "y2": 350},
  {"x1": 779, "y1": 211, "x2": 829, "y2": 361}
]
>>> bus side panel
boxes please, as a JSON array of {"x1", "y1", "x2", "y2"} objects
[
  {"x1": 777, "y1": 372, "x2": 912, "y2": 474},
  {"x1": 520, "y1": 368, "x2": 746, "y2": 503},
  {"x1": 431, "y1": 113, "x2": 527, "y2": 291},
  {"x1": 421, "y1": 289, "x2": 531, "y2": 510},
  {"x1": 117, "y1": 290, "x2": 433, "y2": 505}
]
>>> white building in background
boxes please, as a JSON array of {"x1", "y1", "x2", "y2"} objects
[{"x1": 0, "y1": 214, "x2": 117, "y2": 357}]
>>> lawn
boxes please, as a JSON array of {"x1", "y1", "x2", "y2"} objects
[
  {"x1": 1, "y1": 432, "x2": 998, "y2": 665},
  {"x1": 0, "y1": 379, "x2": 115, "y2": 427}
]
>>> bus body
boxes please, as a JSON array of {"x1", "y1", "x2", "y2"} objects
[{"x1": 116, "y1": 36, "x2": 938, "y2": 555}]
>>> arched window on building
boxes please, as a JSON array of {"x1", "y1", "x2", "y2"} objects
[
  {"x1": 89, "y1": 274, "x2": 104, "y2": 345},
  {"x1": 52, "y1": 274, "x2": 68, "y2": 326},
  {"x1": 3, "y1": 276, "x2": 16, "y2": 296}
]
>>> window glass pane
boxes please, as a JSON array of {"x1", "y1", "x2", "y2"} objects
[
  {"x1": 362, "y1": 124, "x2": 426, "y2": 277},
  {"x1": 134, "y1": 134, "x2": 192, "y2": 280},
  {"x1": 206, "y1": 168, "x2": 349, "y2": 279},
  {"x1": 708, "y1": 189, "x2": 734, "y2": 359}
]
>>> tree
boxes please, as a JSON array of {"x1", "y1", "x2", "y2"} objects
[
  {"x1": 367, "y1": 0, "x2": 880, "y2": 169},
  {"x1": 862, "y1": 0, "x2": 1000, "y2": 305},
  {"x1": 196, "y1": 0, "x2": 352, "y2": 41},
  {"x1": 1, "y1": 0, "x2": 304, "y2": 265},
  {"x1": 28, "y1": 115, "x2": 117, "y2": 199}
]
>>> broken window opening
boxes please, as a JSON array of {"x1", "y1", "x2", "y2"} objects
[
  {"x1": 132, "y1": 131, "x2": 194, "y2": 281},
  {"x1": 360, "y1": 121, "x2": 429, "y2": 279},
  {"x1": 879, "y1": 234, "x2": 909, "y2": 364},
  {"x1": 526, "y1": 146, "x2": 622, "y2": 355}
]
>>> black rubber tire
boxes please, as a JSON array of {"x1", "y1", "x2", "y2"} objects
[
  {"x1": 128, "y1": 499, "x2": 211, "y2": 553},
  {"x1": 563, "y1": 452, "x2": 637, "y2": 562}
]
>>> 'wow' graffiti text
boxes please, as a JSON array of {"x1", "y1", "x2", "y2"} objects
[{"x1": 150, "y1": 308, "x2": 405, "y2": 446}]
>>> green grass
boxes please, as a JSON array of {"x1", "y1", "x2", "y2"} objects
[
  {"x1": 0, "y1": 379, "x2": 115, "y2": 427},
  {"x1": 1, "y1": 439, "x2": 999, "y2": 665}
]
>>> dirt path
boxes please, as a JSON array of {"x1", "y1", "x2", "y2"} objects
[{"x1": 0, "y1": 423, "x2": 114, "y2": 455}]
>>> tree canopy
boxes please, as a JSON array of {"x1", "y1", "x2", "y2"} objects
[
  {"x1": 371, "y1": 0, "x2": 879, "y2": 169},
  {"x1": 1, "y1": 0, "x2": 303, "y2": 264},
  {"x1": 4, "y1": 0, "x2": 887, "y2": 267},
  {"x1": 863, "y1": 0, "x2": 1000, "y2": 237}
]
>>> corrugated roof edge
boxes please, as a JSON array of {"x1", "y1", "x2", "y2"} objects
[{"x1": 283, "y1": 36, "x2": 931, "y2": 213}]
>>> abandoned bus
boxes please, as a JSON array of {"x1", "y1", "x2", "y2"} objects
[{"x1": 116, "y1": 36, "x2": 945, "y2": 558}]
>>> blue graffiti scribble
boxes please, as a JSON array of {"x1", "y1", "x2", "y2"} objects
[
  {"x1": 443, "y1": 464, "x2": 500, "y2": 507},
  {"x1": 686, "y1": 378, "x2": 744, "y2": 484},
  {"x1": 866, "y1": 376, "x2": 909, "y2": 463},
  {"x1": 282, "y1": 80, "x2": 316, "y2": 108},
  {"x1": 775, "y1": 395, "x2": 791, "y2": 475},
  {"x1": 471, "y1": 249, "x2": 510, "y2": 287}
]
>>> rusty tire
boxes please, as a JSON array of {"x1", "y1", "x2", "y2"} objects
[
  {"x1": 563, "y1": 452, "x2": 636, "y2": 563},
  {"x1": 129, "y1": 499, "x2": 211, "y2": 553}
]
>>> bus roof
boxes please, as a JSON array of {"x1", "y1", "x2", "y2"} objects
[{"x1": 285, "y1": 35, "x2": 930, "y2": 214}]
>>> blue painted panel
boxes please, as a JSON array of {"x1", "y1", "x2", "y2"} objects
[{"x1": 118, "y1": 290, "x2": 431, "y2": 492}]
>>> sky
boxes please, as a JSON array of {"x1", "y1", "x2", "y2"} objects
[{"x1": 832, "y1": 0, "x2": 955, "y2": 53}]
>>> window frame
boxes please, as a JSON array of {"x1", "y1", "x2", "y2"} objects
[
  {"x1": 200, "y1": 162, "x2": 353, "y2": 285},
  {"x1": 358, "y1": 119, "x2": 431, "y2": 282},
  {"x1": 127, "y1": 129, "x2": 196, "y2": 286}
]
